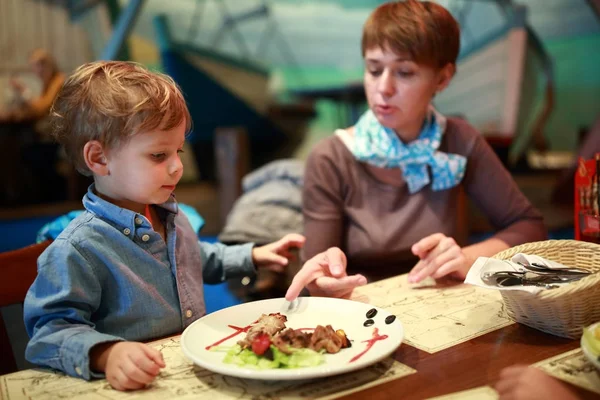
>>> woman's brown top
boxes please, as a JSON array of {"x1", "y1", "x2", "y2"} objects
[{"x1": 302, "y1": 117, "x2": 547, "y2": 282}]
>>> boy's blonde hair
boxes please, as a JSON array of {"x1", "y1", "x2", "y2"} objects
[
  {"x1": 51, "y1": 61, "x2": 192, "y2": 176},
  {"x1": 361, "y1": 0, "x2": 460, "y2": 69}
]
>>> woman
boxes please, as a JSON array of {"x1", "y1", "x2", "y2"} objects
[{"x1": 297, "y1": 0, "x2": 547, "y2": 289}]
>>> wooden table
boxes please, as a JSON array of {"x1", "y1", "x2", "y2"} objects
[
  {"x1": 341, "y1": 323, "x2": 591, "y2": 399},
  {"x1": 1, "y1": 275, "x2": 598, "y2": 400}
]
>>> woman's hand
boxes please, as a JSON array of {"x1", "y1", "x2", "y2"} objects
[
  {"x1": 495, "y1": 365, "x2": 580, "y2": 400},
  {"x1": 408, "y1": 233, "x2": 473, "y2": 283},
  {"x1": 285, "y1": 247, "x2": 367, "y2": 300},
  {"x1": 252, "y1": 233, "x2": 306, "y2": 272},
  {"x1": 90, "y1": 341, "x2": 165, "y2": 391}
]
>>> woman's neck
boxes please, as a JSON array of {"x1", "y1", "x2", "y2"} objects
[
  {"x1": 391, "y1": 109, "x2": 429, "y2": 144},
  {"x1": 394, "y1": 120, "x2": 424, "y2": 143}
]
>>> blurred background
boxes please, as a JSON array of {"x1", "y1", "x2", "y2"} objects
[
  {"x1": 1, "y1": 0, "x2": 599, "y2": 369},
  {"x1": 1, "y1": 0, "x2": 599, "y2": 241}
]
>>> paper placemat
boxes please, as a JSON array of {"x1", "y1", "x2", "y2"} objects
[
  {"x1": 351, "y1": 274, "x2": 514, "y2": 353},
  {"x1": 427, "y1": 386, "x2": 498, "y2": 400},
  {"x1": 0, "y1": 336, "x2": 415, "y2": 400},
  {"x1": 534, "y1": 348, "x2": 600, "y2": 395}
]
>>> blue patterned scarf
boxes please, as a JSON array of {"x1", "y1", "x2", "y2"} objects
[{"x1": 351, "y1": 107, "x2": 467, "y2": 194}]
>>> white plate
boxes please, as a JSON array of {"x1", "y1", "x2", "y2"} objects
[
  {"x1": 581, "y1": 322, "x2": 600, "y2": 370},
  {"x1": 181, "y1": 297, "x2": 403, "y2": 380}
]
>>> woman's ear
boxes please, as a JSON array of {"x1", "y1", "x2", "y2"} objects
[
  {"x1": 83, "y1": 140, "x2": 109, "y2": 176},
  {"x1": 435, "y1": 63, "x2": 455, "y2": 94}
]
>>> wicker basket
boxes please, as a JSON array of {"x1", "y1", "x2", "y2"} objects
[{"x1": 492, "y1": 240, "x2": 600, "y2": 339}]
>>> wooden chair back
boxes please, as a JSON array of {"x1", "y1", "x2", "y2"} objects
[{"x1": 0, "y1": 240, "x2": 51, "y2": 375}]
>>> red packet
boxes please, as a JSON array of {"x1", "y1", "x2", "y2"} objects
[{"x1": 575, "y1": 155, "x2": 600, "y2": 242}]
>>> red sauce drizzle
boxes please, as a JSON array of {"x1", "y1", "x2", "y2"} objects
[
  {"x1": 205, "y1": 322, "x2": 255, "y2": 350},
  {"x1": 349, "y1": 327, "x2": 388, "y2": 363}
]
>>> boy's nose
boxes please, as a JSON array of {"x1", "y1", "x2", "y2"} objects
[{"x1": 169, "y1": 155, "x2": 183, "y2": 176}]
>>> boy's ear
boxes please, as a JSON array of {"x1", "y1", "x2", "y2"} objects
[
  {"x1": 83, "y1": 140, "x2": 109, "y2": 176},
  {"x1": 435, "y1": 63, "x2": 455, "y2": 94}
]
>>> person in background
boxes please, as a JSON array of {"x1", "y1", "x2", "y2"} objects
[
  {"x1": 0, "y1": 49, "x2": 67, "y2": 204},
  {"x1": 23, "y1": 61, "x2": 360, "y2": 391},
  {"x1": 289, "y1": 0, "x2": 546, "y2": 296},
  {"x1": 0, "y1": 48, "x2": 65, "y2": 125}
]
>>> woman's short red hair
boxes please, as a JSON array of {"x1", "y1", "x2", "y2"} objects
[{"x1": 361, "y1": 0, "x2": 460, "y2": 69}]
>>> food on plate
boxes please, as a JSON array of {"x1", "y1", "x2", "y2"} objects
[
  {"x1": 213, "y1": 313, "x2": 352, "y2": 370},
  {"x1": 366, "y1": 308, "x2": 377, "y2": 318},
  {"x1": 582, "y1": 323, "x2": 600, "y2": 358},
  {"x1": 237, "y1": 313, "x2": 287, "y2": 351}
]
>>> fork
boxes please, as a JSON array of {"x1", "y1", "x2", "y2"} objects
[{"x1": 515, "y1": 261, "x2": 591, "y2": 276}]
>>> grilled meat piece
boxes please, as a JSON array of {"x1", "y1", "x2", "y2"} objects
[
  {"x1": 273, "y1": 325, "x2": 351, "y2": 355},
  {"x1": 238, "y1": 314, "x2": 351, "y2": 356},
  {"x1": 238, "y1": 313, "x2": 287, "y2": 348},
  {"x1": 272, "y1": 328, "x2": 312, "y2": 354},
  {"x1": 310, "y1": 325, "x2": 344, "y2": 354}
]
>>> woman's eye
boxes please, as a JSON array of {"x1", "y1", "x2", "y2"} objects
[
  {"x1": 150, "y1": 153, "x2": 166, "y2": 161},
  {"x1": 396, "y1": 70, "x2": 414, "y2": 77}
]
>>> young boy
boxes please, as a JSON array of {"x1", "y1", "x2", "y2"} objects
[{"x1": 23, "y1": 61, "x2": 308, "y2": 391}]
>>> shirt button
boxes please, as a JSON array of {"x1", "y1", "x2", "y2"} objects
[
  {"x1": 142, "y1": 234, "x2": 150, "y2": 242},
  {"x1": 135, "y1": 217, "x2": 143, "y2": 225},
  {"x1": 123, "y1": 228, "x2": 131, "y2": 235},
  {"x1": 185, "y1": 309, "x2": 193, "y2": 318},
  {"x1": 75, "y1": 366, "x2": 82, "y2": 376}
]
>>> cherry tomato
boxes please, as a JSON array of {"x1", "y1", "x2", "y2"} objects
[{"x1": 251, "y1": 333, "x2": 271, "y2": 356}]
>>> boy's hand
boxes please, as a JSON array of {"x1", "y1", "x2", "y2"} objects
[
  {"x1": 91, "y1": 341, "x2": 165, "y2": 391},
  {"x1": 252, "y1": 233, "x2": 306, "y2": 272}
]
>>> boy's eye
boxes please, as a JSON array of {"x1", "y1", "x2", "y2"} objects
[
  {"x1": 150, "y1": 153, "x2": 166, "y2": 161},
  {"x1": 367, "y1": 69, "x2": 382, "y2": 77}
]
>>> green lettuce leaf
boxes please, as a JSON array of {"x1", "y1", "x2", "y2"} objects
[{"x1": 213, "y1": 344, "x2": 324, "y2": 370}]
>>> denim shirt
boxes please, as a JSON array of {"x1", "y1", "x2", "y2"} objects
[{"x1": 24, "y1": 185, "x2": 255, "y2": 380}]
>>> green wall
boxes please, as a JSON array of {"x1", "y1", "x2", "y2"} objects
[
  {"x1": 279, "y1": 33, "x2": 600, "y2": 159},
  {"x1": 543, "y1": 34, "x2": 600, "y2": 151},
  {"x1": 276, "y1": 66, "x2": 363, "y2": 159}
]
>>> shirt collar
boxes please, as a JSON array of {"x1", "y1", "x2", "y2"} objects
[{"x1": 83, "y1": 183, "x2": 179, "y2": 231}]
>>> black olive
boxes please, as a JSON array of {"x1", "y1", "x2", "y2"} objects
[
  {"x1": 366, "y1": 308, "x2": 377, "y2": 319},
  {"x1": 385, "y1": 315, "x2": 396, "y2": 324},
  {"x1": 364, "y1": 319, "x2": 375, "y2": 327}
]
